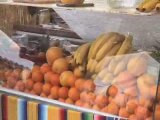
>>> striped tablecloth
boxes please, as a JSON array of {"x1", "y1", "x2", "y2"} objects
[{"x1": 0, "y1": 94, "x2": 124, "y2": 120}]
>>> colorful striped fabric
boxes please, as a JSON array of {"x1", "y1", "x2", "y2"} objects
[
  {"x1": 0, "y1": 94, "x2": 121, "y2": 120},
  {"x1": 39, "y1": 104, "x2": 48, "y2": 120},
  {"x1": 1, "y1": 94, "x2": 8, "y2": 120},
  {"x1": 0, "y1": 94, "x2": 2, "y2": 120},
  {"x1": 67, "y1": 110, "x2": 82, "y2": 120},
  {"x1": 48, "y1": 105, "x2": 66, "y2": 120},
  {"x1": 82, "y1": 113, "x2": 93, "y2": 120},
  {"x1": 27, "y1": 101, "x2": 39, "y2": 120},
  {"x1": 7, "y1": 96, "x2": 18, "y2": 120},
  {"x1": 18, "y1": 98, "x2": 27, "y2": 120}
]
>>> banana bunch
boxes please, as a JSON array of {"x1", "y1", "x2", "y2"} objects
[
  {"x1": 73, "y1": 42, "x2": 91, "y2": 72},
  {"x1": 136, "y1": 0, "x2": 160, "y2": 12},
  {"x1": 73, "y1": 32, "x2": 133, "y2": 78},
  {"x1": 87, "y1": 33, "x2": 133, "y2": 74}
]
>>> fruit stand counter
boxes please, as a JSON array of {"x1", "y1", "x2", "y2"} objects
[{"x1": 0, "y1": 88, "x2": 127, "y2": 120}]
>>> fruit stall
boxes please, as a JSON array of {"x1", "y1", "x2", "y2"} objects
[{"x1": 0, "y1": 0, "x2": 160, "y2": 120}]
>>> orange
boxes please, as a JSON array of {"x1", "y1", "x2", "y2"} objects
[
  {"x1": 58, "y1": 87, "x2": 69, "y2": 99},
  {"x1": 119, "y1": 107, "x2": 130, "y2": 118},
  {"x1": 52, "y1": 58, "x2": 69, "y2": 74},
  {"x1": 126, "y1": 100, "x2": 138, "y2": 114},
  {"x1": 92, "y1": 105, "x2": 100, "y2": 111},
  {"x1": 32, "y1": 65, "x2": 40, "y2": 73},
  {"x1": 83, "y1": 102, "x2": 91, "y2": 109},
  {"x1": 15, "y1": 81, "x2": 25, "y2": 92},
  {"x1": 40, "y1": 93, "x2": 47, "y2": 98},
  {"x1": 129, "y1": 114, "x2": 137, "y2": 120},
  {"x1": 58, "y1": 98, "x2": 65, "y2": 103},
  {"x1": 86, "y1": 92, "x2": 96, "y2": 105},
  {"x1": 83, "y1": 80, "x2": 96, "y2": 92},
  {"x1": 50, "y1": 73, "x2": 60, "y2": 86},
  {"x1": 68, "y1": 87, "x2": 80, "y2": 101},
  {"x1": 101, "y1": 106, "x2": 108, "y2": 113},
  {"x1": 95, "y1": 95, "x2": 109, "y2": 108},
  {"x1": 107, "y1": 102, "x2": 119, "y2": 115},
  {"x1": 65, "y1": 98, "x2": 74, "y2": 104},
  {"x1": 46, "y1": 47, "x2": 63, "y2": 65},
  {"x1": 32, "y1": 71, "x2": 43, "y2": 82},
  {"x1": 67, "y1": 75, "x2": 77, "y2": 87},
  {"x1": 60, "y1": 71, "x2": 73, "y2": 87},
  {"x1": 24, "y1": 89, "x2": 30, "y2": 94},
  {"x1": 48, "y1": 94, "x2": 53, "y2": 99},
  {"x1": 4, "y1": 69, "x2": 13, "y2": 78},
  {"x1": 7, "y1": 76, "x2": 17, "y2": 88},
  {"x1": 12, "y1": 69, "x2": 22, "y2": 79},
  {"x1": 26, "y1": 79, "x2": 34, "y2": 90},
  {"x1": 33, "y1": 82, "x2": 43, "y2": 95},
  {"x1": 107, "y1": 85, "x2": 118, "y2": 97},
  {"x1": 40, "y1": 63, "x2": 51, "y2": 74},
  {"x1": 30, "y1": 90, "x2": 36, "y2": 95},
  {"x1": 75, "y1": 78, "x2": 85, "y2": 91},
  {"x1": 108, "y1": 96, "x2": 113, "y2": 103},
  {"x1": 44, "y1": 71, "x2": 53, "y2": 83},
  {"x1": 50, "y1": 86, "x2": 59, "y2": 99},
  {"x1": 42, "y1": 83, "x2": 52, "y2": 96},
  {"x1": 80, "y1": 91, "x2": 88, "y2": 102},
  {"x1": 75, "y1": 100, "x2": 83, "y2": 107},
  {"x1": 73, "y1": 67, "x2": 84, "y2": 78}
]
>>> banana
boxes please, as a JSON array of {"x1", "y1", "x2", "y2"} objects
[
  {"x1": 156, "y1": 3, "x2": 160, "y2": 11},
  {"x1": 76, "y1": 43, "x2": 91, "y2": 65},
  {"x1": 114, "y1": 60, "x2": 126, "y2": 76},
  {"x1": 90, "y1": 59, "x2": 98, "y2": 73},
  {"x1": 143, "y1": 0, "x2": 159, "y2": 12},
  {"x1": 106, "y1": 43, "x2": 122, "y2": 56},
  {"x1": 116, "y1": 34, "x2": 133, "y2": 55},
  {"x1": 102, "y1": 72, "x2": 114, "y2": 84},
  {"x1": 95, "y1": 57, "x2": 111, "y2": 73},
  {"x1": 74, "y1": 46, "x2": 81, "y2": 64},
  {"x1": 95, "y1": 34, "x2": 125, "y2": 61},
  {"x1": 87, "y1": 58, "x2": 94, "y2": 72},
  {"x1": 87, "y1": 41, "x2": 96, "y2": 60},
  {"x1": 136, "y1": 0, "x2": 150, "y2": 12},
  {"x1": 91, "y1": 32, "x2": 119, "y2": 59}
]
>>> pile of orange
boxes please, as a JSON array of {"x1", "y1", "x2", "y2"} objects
[{"x1": 2, "y1": 46, "x2": 160, "y2": 120}]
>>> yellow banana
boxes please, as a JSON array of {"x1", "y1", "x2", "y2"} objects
[
  {"x1": 95, "y1": 34, "x2": 125, "y2": 61},
  {"x1": 91, "y1": 32, "x2": 119, "y2": 59},
  {"x1": 87, "y1": 41, "x2": 96, "y2": 60},
  {"x1": 116, "y1": 34, "x2": 133, "y2": 55},
  {"x1": 136, "y1": 0, "x2": 150, "y2": 11},
  {"x1": 106, "y1": 43, "x2": 122, "y2": 56},
  {"x1": 90, "y1": 59, "x2": 98, "y2": 73},
  {"x1": 156, "y1": 3, "x2": 160, "y2": 11},
  {"x1": 87, "y1": 58, "x2": 94, "y2": 72},
  {"x1": 143, "y1": 0, "x2": 159, "y2": 12},
  {"x1": 76, "y1": 43, "x2": 91, "y2": 65},
  {"x1": 95, "y1": 57, "x2": 111, "y2": 73}
]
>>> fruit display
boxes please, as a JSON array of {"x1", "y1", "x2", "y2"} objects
[
  {"x1": 0, "y1": 32, "x2": 160, "y2": 120},
  {"x1": 136, "y1": 0, "x2": 160, "y2": 13},
  {"x1": 73, "y1": 32, "x2": 132, "y2": 77}
]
